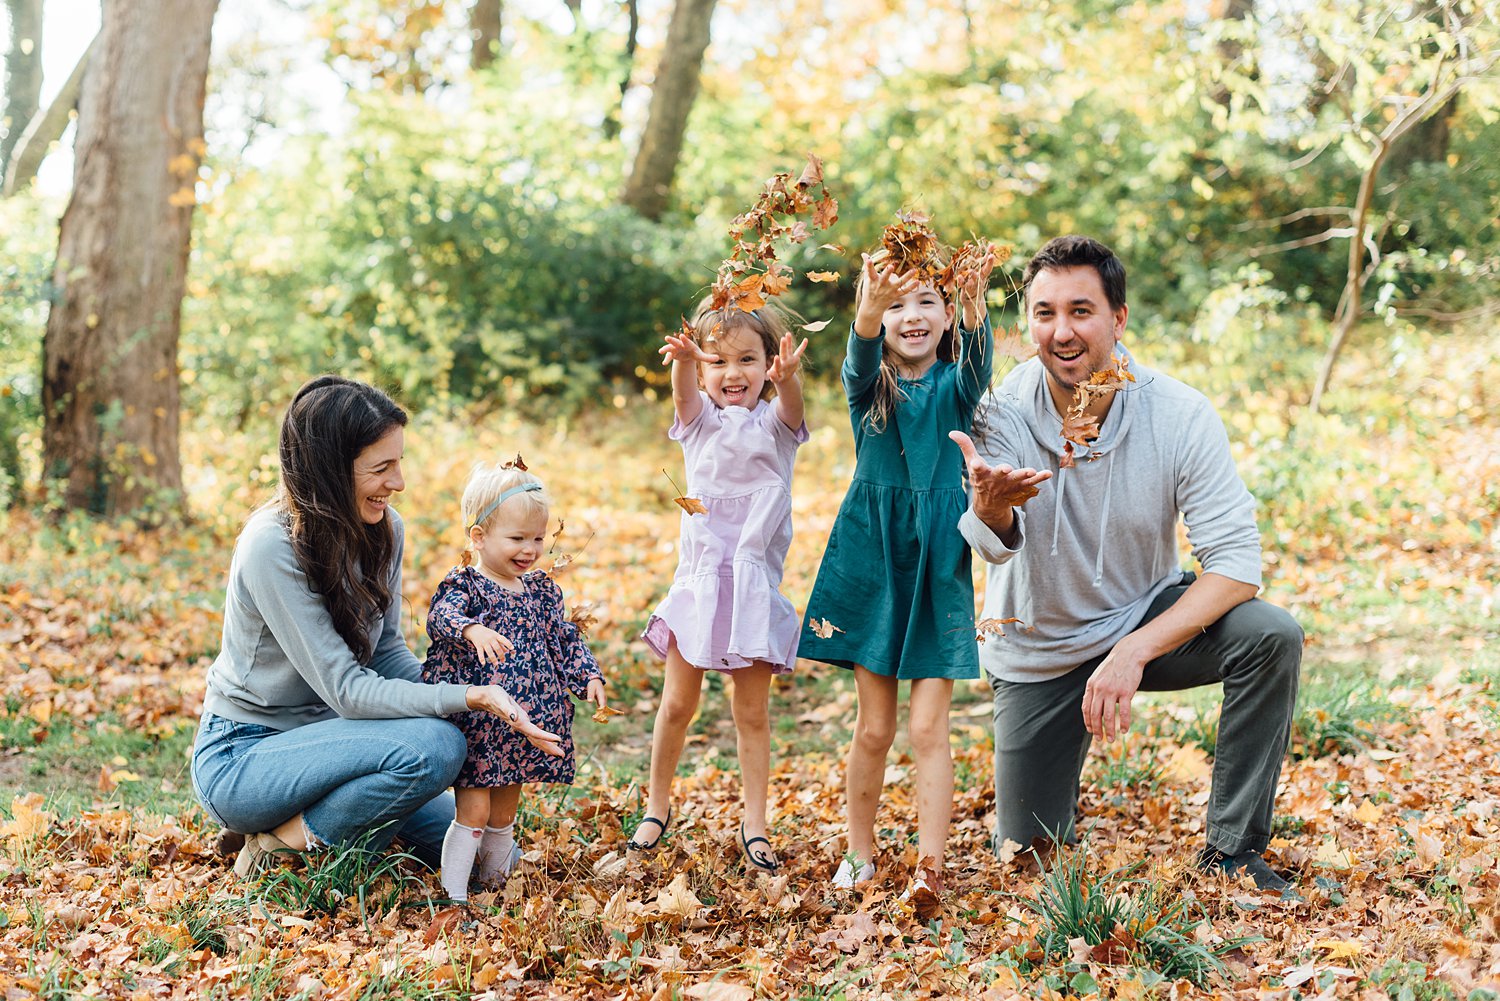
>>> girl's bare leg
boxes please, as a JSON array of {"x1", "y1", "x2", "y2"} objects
[
  {"x1": 488, "y1": 785, "x2": 522, "y2": 828},
  {"x1": 844, "y1": 666, "x2": 899, "y2": 864},
  {"x1": 908, "y1": 677, "x2": 956, "y2": 871},
  {"x1": 454, "y1": 786, "x2": 490, "y2": 829},
  {"x1": 729, "y1": 662, "x2": 775, "y2": 840},
  {"x1": 630, "y1": 640, "x2": 705, "y2": 843}
]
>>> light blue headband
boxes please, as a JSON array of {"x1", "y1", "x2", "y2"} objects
[{"x1": 469, "y1": 482, "x2": 542, "y2": 531}]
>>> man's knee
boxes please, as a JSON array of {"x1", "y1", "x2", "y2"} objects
[{"x1": 1223, "y1": 601, "x2": 1303, "y2": 683}]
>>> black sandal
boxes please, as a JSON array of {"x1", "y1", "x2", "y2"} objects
[
  {"x1": 626, "y1": 807, "x2": 672, "y2": 851},
  {"x1": 740, "y1": 822, "x2": 779, "y2": 874}
]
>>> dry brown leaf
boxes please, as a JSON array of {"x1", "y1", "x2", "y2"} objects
[
  {"x1": 656, "y1": 872, "x2": 702, "y2": 921},
  {"x1": 674, "y1": 496, "x2": 709, "y2": 516},
  {"x1": 591, "y1": 705, "x2": 624, "y2": 724},
  {"x1": 806, "y1": 271, "x2": 840, "y2": 283},
  {"x1": 976, "y1": 616, "x2": 1023, "y2": 642},
  {"x1": 502, "y1": 453, "x2": 527, "y2": 471},
  {"x1": 809, "y1": 617, "x2": 844, "y2": 639}
]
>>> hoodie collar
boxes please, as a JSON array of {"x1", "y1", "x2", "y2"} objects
[{"x1": 1005, "y1": 343, "x2": 1140, "y2": 460}]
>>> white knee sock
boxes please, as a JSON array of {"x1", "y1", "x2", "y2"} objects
[
  {"x1": 439, "y1": 822, "x2": 483, "y2": 901},
  {"x1": 476, "y1": 824, "x2": 517, "y2": 883}
]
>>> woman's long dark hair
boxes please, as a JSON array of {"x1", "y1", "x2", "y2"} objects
[{"x1": 277, "y1": 376, "x2": 408, "y2": 664}]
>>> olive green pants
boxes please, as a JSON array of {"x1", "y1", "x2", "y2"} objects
[{"x1": 990, "y1": 577, "x2": 1303, "y2": 856}]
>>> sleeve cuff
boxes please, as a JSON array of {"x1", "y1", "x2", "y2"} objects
[
  {"x1": 436, "y1": 683, "x2": 472, "y2": 716},
  {"x1": 960, "y1": 507, "x2": 1024, "y2": 564}
]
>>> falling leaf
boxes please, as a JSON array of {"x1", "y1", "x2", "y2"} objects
[
  {"x1": 795, "y1": 152, "x2": 824, "y2": 188},
  {"x1": 994, "y1": 325, "x2": 1038, "y2": 362},
  {"x1": 674, "y1": 496, "x2": 709, "y2": 516},
  {"x1": 503, "y1": 453, "x2": 528, "y2": 471},
  {"x1": 591, "y1": 705, "x2": 624, "y2": 724},
  {"x1": 818, "y1": 242, "x2": 846, "y2": 254},
  {"x1": 801, "y1": 319, "x2": 832, "y2": 332},
  {"x1": 975, "y1": 616, "x2": 1023, "y2": 642},
  {"x1": 806, "y1": 271, "x2": 840, "y2": 283},
  {"x1": 550, "y1": 518, "x2": 566, "y2": 551},
  {"x1": 810, "y1": 618, "x2": 844, "y2": 639},
  {"x1": 568, "y1": 600, "x2": 598, "y2": 636}
]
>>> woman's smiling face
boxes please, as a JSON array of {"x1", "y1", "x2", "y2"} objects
[{"x1": 351, "y1": 427, "x2": 405, "y2": 524}]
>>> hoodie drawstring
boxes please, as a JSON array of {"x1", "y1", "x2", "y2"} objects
[
  {"x1": 1093, "y1": 451, "x2": 1115, "y2": 588},
  {"x1": 1049, "y1": 464, "x2": 1067, "y2": 556}
]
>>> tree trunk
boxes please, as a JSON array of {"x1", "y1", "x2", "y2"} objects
[
  {"x1": 41, "y1": 0, "x2": 218, "y2": 517},
  {"x1": 470, "y1": 0, "x2": 501, "y2": 70},
  {"x1": 602, "y1": 0, "x2": 639, "y2": 140},
  {"x1": 1210, "y1": 0, "x2": 1253, "y2": 108},
  {"x1": 3, "y1": 36, "x2": 93, "y2": 196},
  {"x1": 2, "y1": 0, "x2": 43, "y2": 171},
  {"x1": 620, "y1": 0, "x2": 716, "y2": 220}
]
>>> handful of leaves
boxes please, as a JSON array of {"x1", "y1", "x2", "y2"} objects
[
  {"x1": 706, "y1": 154, "x2": 839, "y2": 315},
  {"x1": 876, "y1": 211, "x2": 1012, "y2": 300},
  {"x1": 1059, "y1": 353, "x2": 1136, "y2": 468}
]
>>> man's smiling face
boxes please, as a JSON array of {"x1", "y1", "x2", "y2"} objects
[{"x1": 1027, "y1": 265, "x2": 1128, "y2": 398}]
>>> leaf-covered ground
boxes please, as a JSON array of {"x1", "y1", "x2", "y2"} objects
[{"x1": 2, "y1": 339, "x2": 1497, "y2": 999}]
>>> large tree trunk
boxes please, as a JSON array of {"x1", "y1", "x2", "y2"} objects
[
  {"x1": 2, "y1": 0, "x2": 43, "y2": 171},
  {"x1": 470, "y1": 0, "x2": 501, "y2": 70},
  {"x1": 3, "y1": 37, "x2": 93, "y2": 196},
  {"x1": 41, "y1": 0, "x2": 218, "y2": 516},
  {"x1": 620, "y1": 0, "x2": 716, "y2": 220}
]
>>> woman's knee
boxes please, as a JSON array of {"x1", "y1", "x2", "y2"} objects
[
  {"x1": 384, "y1": 718, "x2": 466, "y2": 788},
  {"x1": 656, "y1": 691, "x2": 701, "y2": 731},
  {"x1": 907, "y1": 713, "x2": 951, "y2": 758},
  {"x1": 853, "y1": 712, "x2": 897, "y2": 755}
]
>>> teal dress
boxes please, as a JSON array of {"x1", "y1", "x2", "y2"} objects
[{"x1": 800, "y1": 319, "x2": 993, "y2": 679}]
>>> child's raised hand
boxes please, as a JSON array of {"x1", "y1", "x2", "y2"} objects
[
  {"x1": 860, "y1": 254, "x2": 921, "y2": 312},
  {"x1": 585, "y1": 678, "x2": 607, "y2": 709},
  {"x1": 462, "y1": 623, "x2": 514, "y2": 666},
  {"x1": 766, "y1": 332, "x2": 808, "y2": 386},
  {"x1": 659, "y1": 332, "x2": 719, "y2": 366},
  {"x1": 954, "y1": 248, "x2": 998, "y2": 323}
]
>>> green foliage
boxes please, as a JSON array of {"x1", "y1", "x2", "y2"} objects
[
  {"x1": 0, "y1": 195, "x2": 55, "y2": 505},
  {"x1": 1291, "y1": 677, "x2": 1409, "y2": 760},
  {"x1": 251, "y1": 834, "x2": 427, "y2": 920},
  {"x1": 1021, "y1": 839, "x2": 1255, "y2": 987}
]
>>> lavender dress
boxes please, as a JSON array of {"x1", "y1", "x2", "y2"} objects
[
  {"x1": 423, "y1": 568, "x2": 601, "y2": 787},
  {"x1": 642, "y1": 391, "x2": 809, "y2": 673}
]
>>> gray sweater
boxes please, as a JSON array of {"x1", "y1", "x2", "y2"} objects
[
  {"x1": 959, "y1": 347, "x2": 1263, "y2": 683},
  {"x1": 202, "y1": 506, "x2": 471, "y2": 729}
]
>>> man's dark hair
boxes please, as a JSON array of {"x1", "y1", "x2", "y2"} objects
[{"x1": 1021, "y1": 235, "x2": 1128, "y2": 312}]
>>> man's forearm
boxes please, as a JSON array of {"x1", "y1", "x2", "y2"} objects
[{"x1": 1123, "y1": 572, "x2": 1258, "y2": 663}]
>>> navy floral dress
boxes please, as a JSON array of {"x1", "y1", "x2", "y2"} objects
[{"x1": 422, "y1": 567, "x2": 602, "y2": 787}]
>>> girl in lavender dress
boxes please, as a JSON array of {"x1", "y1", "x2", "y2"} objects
[
  {"x1": 422, "y1": 464, "x2": 608, "y2": 902},
  {"x1": 631, "y1": 299, "x2": 809, "y2": 873}
]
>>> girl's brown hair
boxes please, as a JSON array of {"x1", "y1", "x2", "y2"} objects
[
  {"x1": 852, "y1": 248, "x2": 960, "y2": 433},
  {"x1": 688, "y1": 296, "x2": 797, "y2": 401}
]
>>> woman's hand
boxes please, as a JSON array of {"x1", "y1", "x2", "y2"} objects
[
  {"x1": 585, "y1": 678, "x2": 608, "y2": 710},
  {"x1": 766, "y1": 332, "x2": 808, "y2": 387},
  {"x1": 461, "y1": 624, "x2": 514, "y2": 666},
  {"x1": 466, "y1": 685, "x2": 565, "y2": 757}
]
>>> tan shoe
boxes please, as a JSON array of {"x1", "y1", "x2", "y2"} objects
[{"x1": 232, "y1": 831, "x2": 294, "y2": 879}]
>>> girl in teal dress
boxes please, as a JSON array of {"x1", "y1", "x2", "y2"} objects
[{"x1": 800, "y1": 245, "x2": 996, "y2": 895}]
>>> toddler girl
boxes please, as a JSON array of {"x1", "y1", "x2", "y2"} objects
[
  {"x1": 800, "y1": 243, "x2": 1019, "y2": 894},
  {"x1": 423, "y1": 463, "x2": 607, "y2": 902},
  {"x1": 631, "y1": 299, "x2": 809, "y2": 873}
]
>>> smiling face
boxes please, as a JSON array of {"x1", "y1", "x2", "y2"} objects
[
  {"x1": 1027, "y1": 265, "x2": 1128, "y2": 409},
  {"x1": 881, "y1": 283, "x2": 955, "y2": 378},
  {"x1": 351, "y1": 427, "x2": 405, "y2": 524},
  {"x1": 471, "y1": 503, "x2": 550, "y2": 585},
  {"x1": 702, "y1": 325, "x2": 770, "y2": 408}
]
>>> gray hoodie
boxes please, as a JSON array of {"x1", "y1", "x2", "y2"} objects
[
  {"x1": 959, "y1": 347, "x2": 1263, "y2": 683},
  {"x1": 202, "y1": 506, "x2": 471, "y2": 729}
]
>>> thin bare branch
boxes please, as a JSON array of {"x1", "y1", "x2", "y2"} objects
[{"x1": 1232, "y1": 206, "x2": 1353, "y2": 232}]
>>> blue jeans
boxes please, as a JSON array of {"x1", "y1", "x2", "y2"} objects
[{"x1": 190, "y1": 713, "x2": 466, "y2": 869}]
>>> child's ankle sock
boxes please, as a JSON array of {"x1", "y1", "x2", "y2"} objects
[
  {"x1": 476, "y1": 823, "x2": 517, "y2": 883},
  {"x1": 439, "y1": 822, "x2": 483, "y2": 901}
]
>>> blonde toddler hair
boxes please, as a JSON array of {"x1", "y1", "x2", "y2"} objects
[{"x1": 460, "y1": 461, "x2": 551, "y2": 566}]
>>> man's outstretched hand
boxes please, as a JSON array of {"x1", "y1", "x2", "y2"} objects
[{"x1": 950, "y1": 430, "x2": 1052, "y2": 536}]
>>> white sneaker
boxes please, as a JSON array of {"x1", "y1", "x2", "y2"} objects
[{"x1": 831, "y1": 857, "x2": 876, "y2": 890}]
